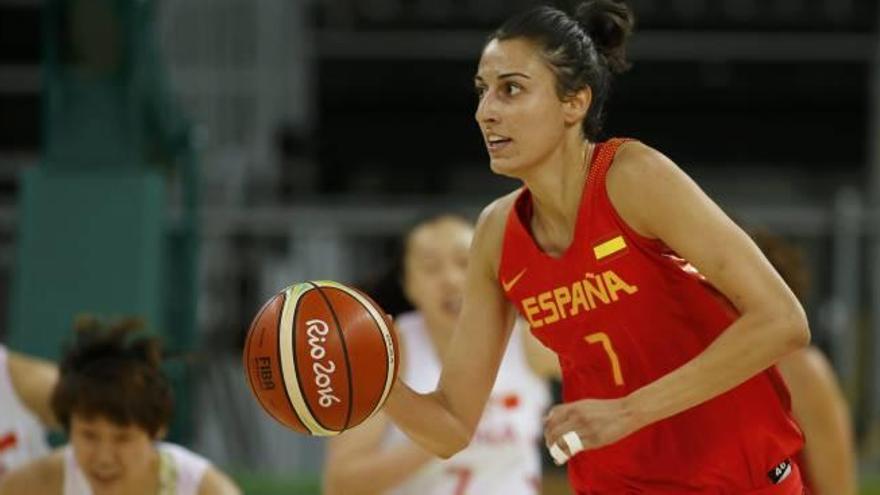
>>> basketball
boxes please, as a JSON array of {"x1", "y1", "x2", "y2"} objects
[{"x1": 242, "y1": 280, "x2": 399, "y2": 436}]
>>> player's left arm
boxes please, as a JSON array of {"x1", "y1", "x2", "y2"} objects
[
  {"x1": 545, "y1": 141, "x2": 809, "y2": 452},
  {"x1": 197, "y1": 466, "x2": 241, "y2": 495}
]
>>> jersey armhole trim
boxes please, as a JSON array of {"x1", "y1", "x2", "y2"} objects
[{"x1": 596, "y1": 139, "x2": 667, "y2": 254}]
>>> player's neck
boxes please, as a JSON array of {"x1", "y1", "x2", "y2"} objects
[{"x1": 523, "y1": 137, "x2": 593, "y2": 254}]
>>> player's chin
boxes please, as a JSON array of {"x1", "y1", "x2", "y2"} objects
[{"x1": 488, "y1": 156, "x2": 525, "y2": 178}]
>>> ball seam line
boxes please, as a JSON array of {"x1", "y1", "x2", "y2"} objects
[
  {"x1": 308, "y1": 281, "x2": 355, "y2": 432},
  {"x1": 315, "y1": 281, "x2": 396, "y2": 422}
]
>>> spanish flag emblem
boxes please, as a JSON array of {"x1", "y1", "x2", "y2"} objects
[{"x1": 593, "y1": 235, "x2": 627, "y2": 260}]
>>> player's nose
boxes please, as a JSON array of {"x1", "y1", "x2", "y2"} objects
[
  {"x1": 475, "y1": 91, "x2": 500, "y2": 125},
  {"x1": 92, "y1": 444, "x2": 117, "y2": 466},
  {"x1": 441, "y1": 267, "x2": 466, "y2": 292}
]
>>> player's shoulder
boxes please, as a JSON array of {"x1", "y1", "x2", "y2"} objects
[
  {"x1": 606, "y1": 140, "x2": 691, "y2": 237},
  {"x1": 607, "y1": 140, "x2": 678, "y2": 188},
  {"x1": 157, "y1": 443, "x2": 240, "y2": 495},
  {"x1": 475, "y1": 189, "x2": 521, "y2": 245},
  {"x1": 478, "y1": 189, "x2": 520, "y2": 227},
  {"x1": 197, "y1": 466, "x2": 241, "y2": 495},
  {"x1": 472, "y1": 189, "x2": 522, "y2": 273},
  {"x1": 0, "y1": 449, "x2": 63, "y2": 494}
]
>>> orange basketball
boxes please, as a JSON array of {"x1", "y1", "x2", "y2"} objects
[{"x1": 242, "y1": 280, "x2": 399, "y2": 436}]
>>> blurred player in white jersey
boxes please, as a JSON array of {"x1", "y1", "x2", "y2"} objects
[
  {"x1": 324, "y1": 215, "x2": 558, "y2": 495},
  {"x1": 0, "y1": 318, "x2": 240, "y2": 495},
  {"x1": 0, "y1": 343, "x2": 57, "y2": 478}
]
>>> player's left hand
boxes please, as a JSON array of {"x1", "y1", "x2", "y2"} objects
[{"x1": 543, "y1": 397, "x2": 642, "y2": 465}]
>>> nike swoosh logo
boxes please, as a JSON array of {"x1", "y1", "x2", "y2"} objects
[{"x1": 502, "y1": 268, "x2": 527, "y2": 292}]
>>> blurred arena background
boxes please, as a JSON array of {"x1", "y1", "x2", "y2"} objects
[{"x1": 0, "y1": 0, "x2": 878, "y2": 493}]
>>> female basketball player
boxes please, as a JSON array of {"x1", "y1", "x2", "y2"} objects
[
  {"x1": 324, "y1": 215, "x2": 555, "y2": 495},
  {"x1": 0, "y1": 344, "x2": 57, "y2": 477},
  {"x1": 0, "y1": 319, "x2": 240, "y2": 495},
  {"x1": 382, "y1": 1, "x2": 811, "y2": 493},
  {"x1": 752, "y1": 231, "x2": 857, "y2": 495}
]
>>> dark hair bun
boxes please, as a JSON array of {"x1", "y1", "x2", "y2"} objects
[{"x1": 575, "y1": 0, "x2": 634, "y2": 74}]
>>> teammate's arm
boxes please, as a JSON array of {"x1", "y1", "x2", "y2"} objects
[
  {"x1": 323, "y1": 412, "x2": 434, "y2": 495},
  {"x1": 7, "y1": 350, "x2": 59, "y2": 429},
  {"x1": 778, "y1": 347, "x2": 857, "y2": 495},
  {"x1": 384, "y1": 200, "x2": 516, "y2": 458},
  {"x1": 545, "y1": 141, "x2": 810, "y2": 451}
]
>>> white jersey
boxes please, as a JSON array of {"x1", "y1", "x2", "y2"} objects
[
  {"x1": 385, "y1": 312, "x2": 550, "y2": 495},
  {"x1": 0, "y1": 344, "x2": 50, "y2": 477},
  {"x1": 63, "y1": 442, "x2": 210, "y2": 495}
]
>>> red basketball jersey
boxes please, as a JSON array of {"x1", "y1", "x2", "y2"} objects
[{"x1": 499, "y1": 138, "x2": 805, "y2": 494}]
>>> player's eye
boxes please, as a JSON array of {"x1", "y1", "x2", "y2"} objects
[
  {"x1": 504, "y1": 82, "x2": 522, "y2": 96},
  {"x1": 420, "y1": 262, "x2": 442, "y2": 274},
  {"x1": 474, "y1": 85, "x2": 487, "y2": 99}
]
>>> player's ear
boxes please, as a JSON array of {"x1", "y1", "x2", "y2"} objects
[{"x1": 562, "y1": 86, "x2": 591, "y2": 126}]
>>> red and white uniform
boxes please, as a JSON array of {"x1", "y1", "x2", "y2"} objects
[
  {"x1": 499, "y1": 138, "x2": 805, "y2": 494},
  {"x1": 384, "y1": 311, "x2": 549, "y2": 495},
  {"x1": 0, "y1": 344, "x2": 50, "y2": 478}
]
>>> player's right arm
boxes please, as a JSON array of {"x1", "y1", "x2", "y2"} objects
[{"x1": 383, "y1": 198, "x2": 516, "y2": 458}]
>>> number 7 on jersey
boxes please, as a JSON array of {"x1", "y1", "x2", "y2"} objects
[{"x1": 585, "y1": 332, "x2": 624, "y2": 386}]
